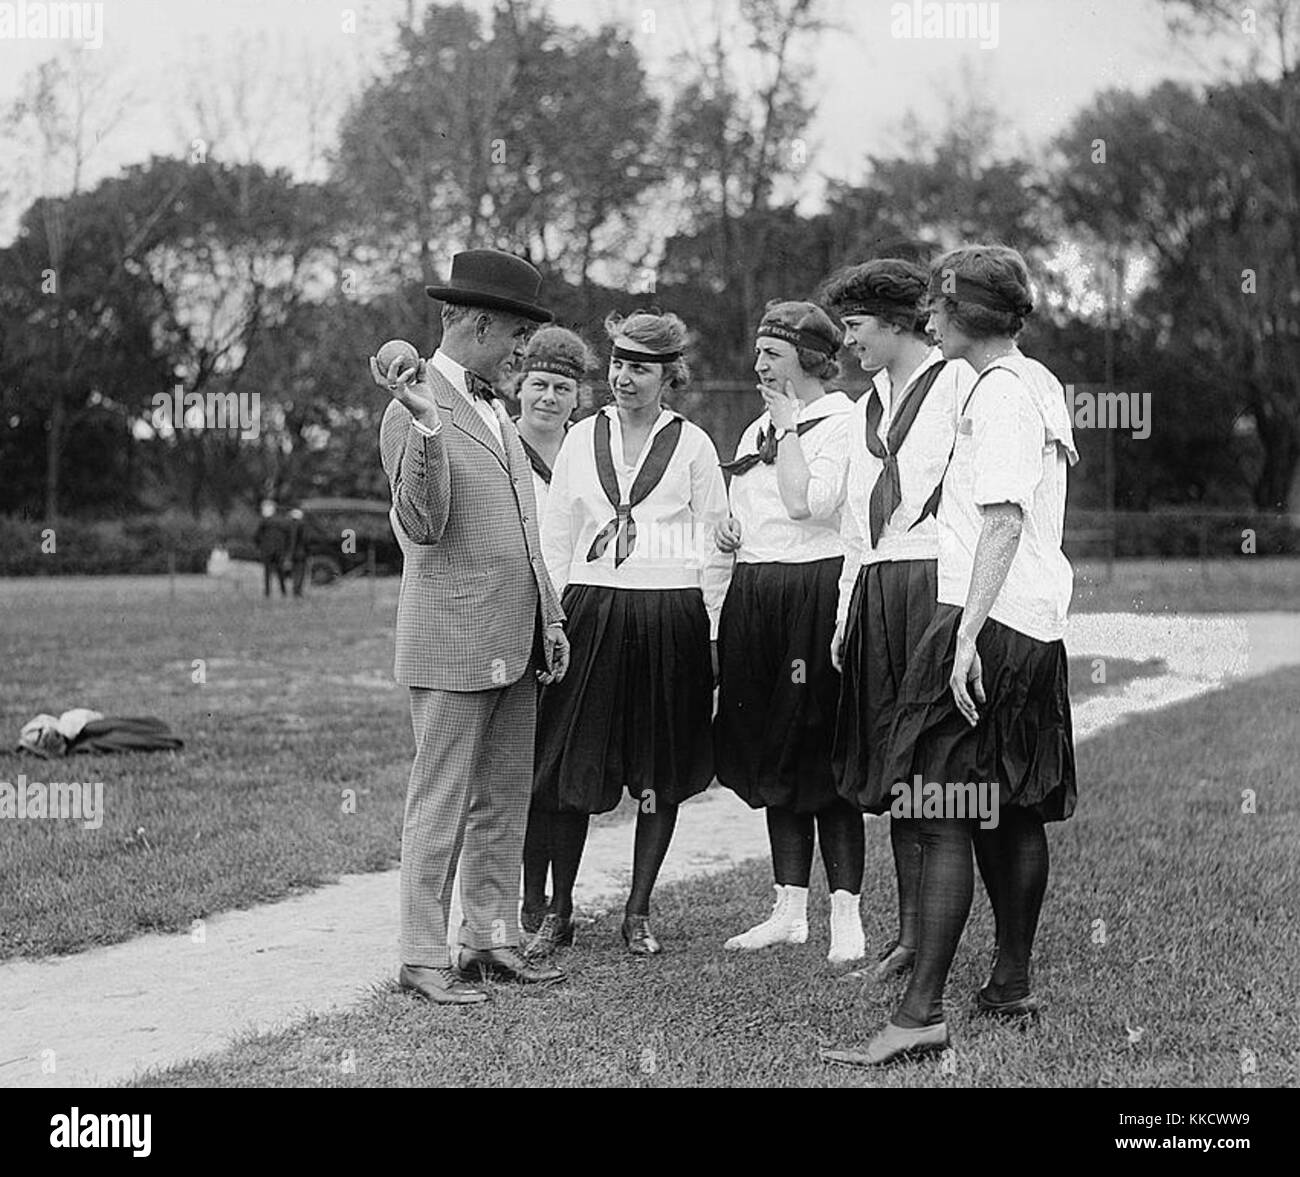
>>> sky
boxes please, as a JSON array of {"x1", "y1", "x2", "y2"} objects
[{"x1": 0, "y1": 0, "x2": 1254, "y2": 240}]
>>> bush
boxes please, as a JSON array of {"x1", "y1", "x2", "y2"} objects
[{"x1": 0, "y1": 511, "x2": 254, "y2": 576}]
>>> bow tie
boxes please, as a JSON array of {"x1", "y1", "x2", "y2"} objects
[{"x1": 465, "y1": 371, "x2": 496, "y2": 402}]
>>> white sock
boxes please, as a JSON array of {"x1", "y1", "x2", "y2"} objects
[
  {"x1": 828, "y1": 890, "x2": 866, "y2": 963},
  {"x1": 724, "y1": 884, "x2": 809, "y2": 950},
  {"x1": 783, "y1": 884, "x2": 809, "y2": 923}
]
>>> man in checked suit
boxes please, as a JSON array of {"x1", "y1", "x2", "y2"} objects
[{"x1": 372, "y1": 249, "x2": 570, "y2": 1004}]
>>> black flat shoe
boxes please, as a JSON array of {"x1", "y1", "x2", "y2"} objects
[
  {"x1": 975, "y1": 986, "x2": 1040, "y2": 1019},
  {"x1": 524, "y1": 913, "x2": 575, "y2": 960},
  {"x1": 874, "y1": 942, "x2": 916, "y2": 981},
  {"x1": 621, "y1": 915, "x2": 661, "y2": 956}
]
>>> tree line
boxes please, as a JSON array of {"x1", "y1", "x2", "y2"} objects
[{"x1": 0, "y1": 0, "x2": 1295, "y2": 527}]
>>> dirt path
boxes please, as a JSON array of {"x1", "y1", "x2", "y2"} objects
[{"x1": 1, "y1": 611, "x2": 1294, "y2": 1089}]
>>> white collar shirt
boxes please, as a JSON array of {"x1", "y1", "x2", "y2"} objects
[
  {"x1": 936, "y1": 349, "x2": 1077, "y2": 643},
  {"x1": 541, "y1": 406, "x2": 733, "y2": 637},
  {"x1": 431, "y1": 349, "x2": 503, "y2": 445},
  {"x1": 835, "y1": 349, "x2": 974, "y2": 626}
]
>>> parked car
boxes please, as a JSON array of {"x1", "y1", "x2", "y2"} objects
[{"x1": 297, "y1": 497, "x2": 402, "y2": 584}]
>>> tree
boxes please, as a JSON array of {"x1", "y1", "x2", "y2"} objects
[
  {"x1": 0, "y1": 186, "x2": 173, "y2": 517},
  {"x1": 332, "y1": 1, "x2": 661, "y2": 300},
  {"x1": 0, "y1": 48, "x2": 132, "y2": 520},
  {"x1": 1156, "y1": 0, "x2": 1300, "y2": 510},
  {"x1": 1055, "y1": 78, "x2": 1300, "y2": 510},
  {"x1": 661, "y1": 0, "x2": 827, "y2": 346},
  {"x1": 0, "y1": 156, "x2": 342, "y2": 520}
]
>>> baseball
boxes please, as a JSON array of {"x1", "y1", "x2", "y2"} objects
[{"x1": 376, "y1": 338, "x2": 419, "y2": 377}]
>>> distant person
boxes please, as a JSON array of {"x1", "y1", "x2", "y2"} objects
[
  {"x1": 374, "y1": 248, "x2": 570, "y2": 1005},
  {"x1": 287, "y1": 508, "x2": 308, "y2": 597},
  {"x1": 253, "y1": 499, "x2": 290, "y2": 597}
]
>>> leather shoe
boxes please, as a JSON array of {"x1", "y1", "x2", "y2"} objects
[
  {"x1": 820, "y1": 1021, "x2": 949, "y2": 1068},
  {"x1": 524, "y1": 913, "x2": 575, "y2": 961},
  {"x1": 835, "y1": 940, "x2": 916, "y2": 983},
  {"x1": 975, "y1": 986, "x2": 1040, "y2": 1019},
  {"x1": 458, "y1": 945, "x2": 564, "y2": 985},
  {"x1": 621, "y1": 914, "x2": 661, "y2": 955},
  {"x1": 398, "y1": 963, "x2": 489, "y2": 1005},
  {"x1": 874, "y1": 941, "x2": 917, "y2": 981}
]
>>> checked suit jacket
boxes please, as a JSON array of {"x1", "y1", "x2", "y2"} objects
[{"x1": 379, "y1": 363, "x2": 564, "y2": 691}]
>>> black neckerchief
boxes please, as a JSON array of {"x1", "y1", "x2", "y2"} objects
[
  {"x1": 586, "y1": 410, "x2": 684, "y2": 567},
  {"x1": 514, "y1": 424, "x2": 568, "y2": 485},
  {"x1": 863, "y1": 360, "x2": 947, "y2": 546},
  {"x1": 720, "y1": 415, "x2": 830, "y2": 477},
  {"x1": 913, "y1": 367, "x2": 992, "y2": 529}
]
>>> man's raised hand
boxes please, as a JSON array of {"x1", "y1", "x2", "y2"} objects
[{"x1": 369, "y1": 353, "x2": 441, "y2": 431}]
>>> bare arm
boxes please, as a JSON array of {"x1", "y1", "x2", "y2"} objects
[
  {"x1": 692, "y1": 439, "x2": 735, "y2": 640},
  {"x1": 763, "y1": 379, "x2": 814, "y2": 520},
  {"x1": 950, "y1": 503, "x2": 1023, "y2": 725}
]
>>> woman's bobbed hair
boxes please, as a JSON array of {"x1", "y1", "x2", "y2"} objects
[
  {"x1": 817, "y1": 258, "x2": 930, "y2": 338},
  {"x1": 603, "y1": 308, "x2": 691, "y2": 392},
  {"x1": 928, "y1": 245, "x2": 1035, "y2": 340}
]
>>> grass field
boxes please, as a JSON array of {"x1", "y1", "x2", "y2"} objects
[
  {"x1": 2, "y1": 575, "x2": 1163, "y2": 962},
  {"x1": 128, "y1": 666, "x2": 1300, "y2": 1088},
  {"x1": 0, "y1": 577, "x2": 406, "y2": 960}
]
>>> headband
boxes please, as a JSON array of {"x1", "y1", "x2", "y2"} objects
[
  {"x1": 521, "y1": 357, "x2": 584, "y2": 381},
  {"x1": 612, "y1": 342, "x2": 682, "y2": 364},
  {"x1": 756, "y1": 321, "x2": 838, "y2": 356},
  {"x1": 833, "y1": 298, "x2": 920, "y2": 320},
  {"x1": 927, "y1": 274, "x2": 1028, "y2": 315}
]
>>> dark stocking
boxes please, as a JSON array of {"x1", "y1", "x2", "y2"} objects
[
  {"x1": 890, "y1": 817, "x2": 923, "y2": 949},
  {"x1": 767, "y1": 807, "x2": 814, "y2": 887},
  {"x1": 521, "y1": 802, "x2": 551, "y2": 913},
  {"x1": 546, "y1": 811, "x2": 590, "y2": 920},
  {"x1": 815, "y1": 800, "x2": 865, "y2": 893},
  {"x1": 974, "y1": 807, "x2": 1049, "y2": 1001},
  {"x1": 895, "y1": 817, "x2": 974, "y2": 1028},
  {"x1": 626, "y1": 802, "x2": 679, "y2": 916}
]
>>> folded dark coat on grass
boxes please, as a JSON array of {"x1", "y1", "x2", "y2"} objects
[
  {"x1": 17, "y1": 714, "x2": 183, "y2": 757},
  {"x1": 69, "y1": 717, "x2": 184, "y2": 755}
]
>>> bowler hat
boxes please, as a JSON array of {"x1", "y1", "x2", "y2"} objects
[{"x1": 425, "y1": 249, "x2": 553, "y2": 322}]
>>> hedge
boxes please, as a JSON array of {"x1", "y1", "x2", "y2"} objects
[
  {"x1": 0, "y1": 513, "x2": 249, "y2": 576},
  {"x1": 1065, "y1": 510, "x2": 1300, "y2": 559},
  {"x1": 1, "y1": 508, "x2": 1296, "y2": 575}
]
